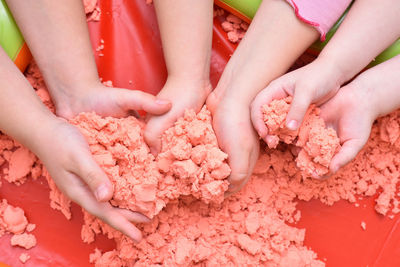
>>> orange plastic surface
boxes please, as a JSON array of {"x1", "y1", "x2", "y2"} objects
[
  {"x1": 1, "y1": 1, "x2": 399, "y2": 266},
  {"x1": 13, "y1": 43, "x2": 31, "y2": 73}
]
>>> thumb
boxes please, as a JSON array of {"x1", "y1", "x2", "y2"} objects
[
  {"x1": 286, "y1": 89, "x2": 311, "y2": 131},
  {"x1": 115, "y1": 89, "x2": 172, "y2": 115},
  {"x1": 73, "y1": 151, "x2": 114, "y2": 202},
  {"x1": 330, "y1": 138, "x2": 366, "y2": 174}
]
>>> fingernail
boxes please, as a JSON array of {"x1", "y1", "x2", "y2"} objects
[
  {"x1": 155, "y1": 99, "x2": 170, "y2": 105},
  {"x1": 287, "y1": 120, "x2": 298, "y2": 131},
  {"x1": 130, "y1": 234, "x2": 142, "y2": 244},
  {"x1": 95, "y1": 184, "x2": 110, "y2": 201}
]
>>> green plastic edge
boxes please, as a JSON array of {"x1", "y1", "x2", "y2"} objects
[
  {"x1": 0, "y1": 0, "x2": 25, "y2": 61},
  {"x1": 219, "y1": 0, "x2": 262, "y2": 20}
]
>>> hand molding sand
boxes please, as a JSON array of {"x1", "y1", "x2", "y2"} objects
[{"x1": 262, "y1": 97, "x2": 340, "y2": 178}]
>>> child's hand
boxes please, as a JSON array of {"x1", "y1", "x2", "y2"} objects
[
  {"x1": 35, "y1": 119, "x2": 149, "y2": 242},
  {"x1": 320, "y1": 55, "x2": 400, "y2": 173},
  {"x1": 319, "y1": 84, "x2": 374, "y2": 174},
  {"x1": 207, "y1": 93, "x2": 260, "y2": 194},
  {"x1": 53, "y1": 82, "x2": 171, "y2": 120},
  {"x1": 251, "y1": 59, "x2": 344, "y2": 141},
  {"x1": 144, "y1": 78, "x2": 211, "y2": 154}
]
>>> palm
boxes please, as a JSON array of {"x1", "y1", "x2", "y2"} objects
[
  {"x1": 210, "y1": 101, "x2": 260, "y2": 193},
  {"x1": 319, "y1": 90, "x2": 373, "y2": 172}
]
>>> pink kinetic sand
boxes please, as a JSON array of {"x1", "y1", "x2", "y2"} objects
[
  {"x1": 218, "y1": 14, "x2": 248, "y2": 43},
  {"x1": 19, "y1": 253, "x2": 31, "y2": 263},
  {"x1": 0, "y1": 199, "x2": 37, "y2": 252},
  {"x1": 2, "y1": 5, "x2": 400, "y2": 261},
  {"x1": 69, "y1": 107, "x2": 230, "y2": 219},
  {"x1": 2, "y1": 61, "x2": 400, "y2": 266},
  {"x1": 10, "y1": 233, "x2": 37, "y2": 249},
  {"x1": 262, "y1": 97, "x2": 340, "y2": 178}
]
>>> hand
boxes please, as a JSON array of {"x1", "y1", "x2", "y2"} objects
[
  {"x1": 251, "y1": 58, "x2": 344, "y2": 141},
  {"x1": 319, "y1": 55, "x2": 400, "y2": 173},
  {"x1": 207, "y1": 93, "x2": 259, "y2": 194},
  {"x1": 144, "y1": 78, "x2": 211, "y2": 154},
  {"x1": 34, "y1": 118, "x2": 149, "y2": 242},
  {"x1": 319, "y1": 82, "x2": 375, "y2": 174},
  {"x1": 54, "y1": 82, "x2": 172, "y2": 119}
]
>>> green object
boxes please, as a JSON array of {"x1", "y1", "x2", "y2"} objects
[
  {"x1": 218, "y1": 0, "x2": 261, "y2": 21},
  {"x1": 0, "y1": 0, "x2": 25, "y2": 60},
  {"x1": 369, "y1": 39, "x2": 400, "y2": 67}
]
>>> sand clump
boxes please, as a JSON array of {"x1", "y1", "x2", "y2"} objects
[
  {"x1": 0, "y1": 199, "x2": 36, "y2": 263},
  {"x1": 262, "y1": 97, "x2": 340, "y2": 178},
  {"x1": 69, "y1": 107, "x2": 230, "y2": 219}
]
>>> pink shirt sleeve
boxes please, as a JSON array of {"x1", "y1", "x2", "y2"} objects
[{"x1": 285, "y1": 0, "x2": 351, "y2": 41}]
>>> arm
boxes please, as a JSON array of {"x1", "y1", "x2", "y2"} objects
[
  {"x1": 319, "y1": 0, "x2": 400, "y2": 83},
  {"x1": 208, "y1": 0, "x2": 319, "y2": 193},
  {"x1": 144, "y1": 0, "x2": 214, "y2": 153},
  {"x1": 252, "y1": 0, "x2": 400, "y2": 144},
  {"x1": 320, "y1": 55, "x2": 400, "y2": 173},
  {"x1": 5, "y1": 0, "x2": 171, "y2": 119},
  {"x1": 0, "y1": 47, "x2": 149, "y2": 242}
]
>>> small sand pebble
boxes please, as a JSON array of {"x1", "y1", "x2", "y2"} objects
[
  {"x1": 19, "y1": 253, "x2": 30, "y2": 263},
  {"x1": 361, "y1": 221, "x2": 367, "y2": 230},
  {"x1": 26, "y1": 223, "x2": 36, "y2": 232}
]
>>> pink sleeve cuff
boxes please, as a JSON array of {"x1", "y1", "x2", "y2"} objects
[{"x1": 285, "y1": 0, "x2": 351, "y2": 41}]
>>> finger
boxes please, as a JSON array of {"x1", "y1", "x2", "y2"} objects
[
  {"x1": 102, "y1": 207, "x2": 143, "y2": 243},
  {"x1": 115, "y1": 89, "x2": 172, "y2": 115},
  {"x1": 226, "y1": 144, "x2": 259, "y2": 197},
  {"x1": 64, "y1": 173, "x2": 143, "y2": 242},
  {"x1": 72, "y1": 150, "x2": 114, "y2": 202},
  {"x1": 224, "y1": 135, "x2": 259, "y2": 194},
  {"x1": 143, "y1": 117, "x2": 167, "y2": 155},
  {"x1": 251, "y1": 82, "x2": 291, "y2": 139},
  {"x1": 117, "y1": 208, "x2": 151, "y2": 224},
  {"x1": 330, "y1": 139, "x2": 367, "y2": 174},
  {"x1": 286, "y1": 88, "x2": 312, "y2": 131}
]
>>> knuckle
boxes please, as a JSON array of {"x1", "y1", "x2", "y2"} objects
[{"x1": 84, "y1": 169, "x2": 101, "y2": 187}]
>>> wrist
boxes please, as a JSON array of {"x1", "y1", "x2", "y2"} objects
[
  {"x1": 19, "y1": 112, "x2": 65, "y2": 157},
  {"x1": 165, "y1": 75, "x2": 211, "y2": 91},
  {"x1": 314, "y1": 54, "x2": 349, "y2": 85}
]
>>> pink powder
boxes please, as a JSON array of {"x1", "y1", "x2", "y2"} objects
[
  {"x1": 10, "y1": 233, "x2": 37, "y2": 249},
  {"x1": 6, "y1": 147, "x2": 36, "y2": 184},
  {"x1": 69, "y1": 107, "x2": 230, "y2": 219},
  {"x1": 83, "y1": 0, "x2": 97, "y2": 14},
  {"x1": 26, "y1": 223, "x2": 36, "y2": 232},
  {"x1": 219, "y1": 14, "x2": 249, "y2": 43},
  {"x1": 361, "y1": 221, "x2": 366, "y2": 230},
  {"x1": 0, "y1": 199, "x2": 36, "y2": 251},
  {"x1": 0, "y1": 200, "x2": 28, "y2": 234},
  {"x1": 262, "y1": 97, "x2": 340, "y2": 178},
  {"x1": 19, "y1": 253, "x2": 30, "y2": 263},
  {"x1": 83, "y1": 0, "x2": 101, "y2": 22}
]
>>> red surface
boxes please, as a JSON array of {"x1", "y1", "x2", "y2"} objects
[{"x1": 1, "y1": 0, "x2": 400, "y2": 266}]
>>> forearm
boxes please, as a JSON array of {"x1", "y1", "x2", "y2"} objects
[
  {"x1": 0, "y1": 48, "x2": 57, "y2": 153},
  {"x1": 5, "y1": 0, "x2": 99, "y2": 95},
  {"x1": 318, "y1": 0, "x2": 400, "y2": 83},
  {"x1": 217, "y1": 0, "x2": 318, "y2": 104},
  {"x1": 360, "y1": 55, "x2": 400, "y2": 118},
  {"x1": 154, "y1": 0, "x2": 213, "y2": 83}
]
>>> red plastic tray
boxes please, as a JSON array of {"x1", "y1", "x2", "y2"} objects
[{"x1": 1, "y1": 1, "x2": 399, "y2": 266}]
